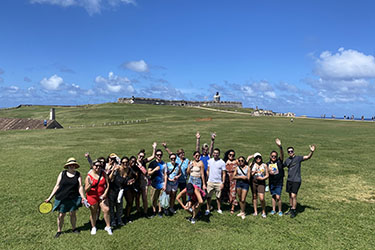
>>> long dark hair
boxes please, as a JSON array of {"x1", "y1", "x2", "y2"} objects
[{"x1": 223, "y1": 149, "x2": 235, "y2": 163}]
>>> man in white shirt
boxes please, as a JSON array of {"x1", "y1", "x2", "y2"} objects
[{"x1": 205, "y1": 148, "x2": 226, "y2": 215}]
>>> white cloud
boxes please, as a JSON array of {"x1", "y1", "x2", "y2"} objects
[
  {"x1": 30, "y1": 0, "x2": 135, "y2": 15},
  {"x1": 40, "y1": 74, "x2": 63, "y2": 90},
  {"x1": 9, "y1": 86, "x2": 20, "y2": 93},
  {"x1": 124, "y1": 60, "x2": 149, "y2": 72},
  {"x1": 265, "y1": 91, "x2": 276, "y2": 98},
  {"x1": 95, "y1": 71, "x2": 135, "y2": 94},
  {"x1": 241, "y1": 86, "x2": 255, "y2": 97},
  {"x1": 308, "y1": 48, "x2": 375, "y2": 104},
  {"x1": 316, "y1": 48, "x2": 375, "y2": 80}
]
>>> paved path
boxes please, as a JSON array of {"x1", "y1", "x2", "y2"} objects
[{"x1": 190, "y1": 106, "x2": 253, "y2": 116}]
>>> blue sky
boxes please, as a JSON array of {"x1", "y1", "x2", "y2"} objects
[{"x1": 1, "y1": 0, "x2": 375, "y2": 116}]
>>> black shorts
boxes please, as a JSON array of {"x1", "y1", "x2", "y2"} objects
[{"x1": 286, "y1": 181, "x2": 301, "y2": 194}]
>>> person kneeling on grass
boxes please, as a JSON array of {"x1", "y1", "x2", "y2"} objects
[
  {"x1": 176, "y1": 183, "x2": 206, "y2": 224},
  {"x1": 45, "y1": 157, "x2": 87, "y2": 238},
  {"x1": 164, "y1": 153, "x2": 181, "y2": 215},
  {"x1": 284, "y1": 144, "x2": 316, "y2": 218}
]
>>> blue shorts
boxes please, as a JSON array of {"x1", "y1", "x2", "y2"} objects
[
  {"x1": 236, "y1": 180, "x2": 250, "y2": 191},
  {"x1": 270, "y1": 183, "x2": 283, "y2": 196},
  {"x1": 188, "y1": 176, "x2": 202, "y2": 188}
]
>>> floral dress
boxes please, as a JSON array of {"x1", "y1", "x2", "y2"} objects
[{"x1": 225, "y1": 161, "x2": 238, "y2": 207}]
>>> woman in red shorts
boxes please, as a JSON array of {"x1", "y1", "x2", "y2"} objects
[{"x1": 85, "y1": 160, "x2": 112, "y2": 235}]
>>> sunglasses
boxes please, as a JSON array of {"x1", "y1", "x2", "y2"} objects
[
  {"x1": 271, "y1": 155, "x2": 277, "y2": 158},
  {"x1": 156, "y1": 154, "x2": 162, "y2": 157},
  {"x1": 288, "y1": 150, "x2": 294, "y2": 153},
  {"x1": 139, "y1": 155, "x2": 145, "y2": 158},
  {"x1": 229, "y1": 153, "x2": 235, "y2": 157},
  {"x1": 94, "y1": 164, "x2": 101, "y2": 167},
  {"x1": 170, "y1": 157, "x2": 176, "y2": 160},
  {"x1": 238, "y1": 159, "x2": 245, "y2": 162}
]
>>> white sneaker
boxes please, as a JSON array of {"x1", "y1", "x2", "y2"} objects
[
  {"x1": 217, "y1": 209, "x2": 223, "y2": 214},
  {"x1": 90, "y1": 227, "x2": 97, "y2": 235},
  {"x1": 237, "y1": 212, "x2": 244, "y2": 217},
  {"x1": 204, "y1": 210, "x2": 210, "y2": 216},
  {"x1": 261, "y1": 213, "x2": 267, "y2": 218},
  {"x1": 104, "y1": 226, "x2": 113, "y2": 235},
  {"x1": 241, "y1": 214, "x2": 246, "y2": 220}
]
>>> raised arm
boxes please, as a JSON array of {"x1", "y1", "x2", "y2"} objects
[
  {"x1": 275, "y1": 138, "x2": 284, "y2": 162},
  {"x1": 247, "y1": 154, "x2": 254, "y2": 163},
  {"x1": 162, "y1": 142, "x2": 173, "y2": 155},
  {"x1": 195, "y1": 131, "x2": 201, "y2": 154},
  {"x1": 85, "y1": 153, "x2": 93, "y2": 168},
  {"x1": 200, "y1": 161, "x2": 206, "y2": 189},
  {"x1": 303, "y1": 145, "x2": 316, "y2": 161},
  {"x1": 45, "y1": 172, "x2": 62, "y2": 202},
  {"x1": 209, "y1": 132, "x2": 216, "y2": 157},
  {"x1": 146, "y1": 142, "x2": 157, "y2": 162}
]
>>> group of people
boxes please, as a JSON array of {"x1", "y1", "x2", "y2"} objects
[{"x1": 45, "y1": 132, "x2": 316, "y2": 237}]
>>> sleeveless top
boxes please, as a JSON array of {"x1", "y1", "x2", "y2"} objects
[
  {"x1": 87, "y1": 172, "x2": 107, "y2": 197},
  {"x1": 55, "y1": 170, "x2": 80, "y2": 201},
  {"x1": 190, "y1": 161, "x2": 201, "y2": 177},
  {"x1": 237, "y1": 166, "x2": 249, "y2": 177}
]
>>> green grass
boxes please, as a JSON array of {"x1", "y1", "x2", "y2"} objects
[{"x1": 1, "y1": 103, "x2": 374, "y2": 250}]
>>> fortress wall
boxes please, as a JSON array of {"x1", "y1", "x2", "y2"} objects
[{"x1": 118, "y1": 97, "x2": 243, "y2": 108}]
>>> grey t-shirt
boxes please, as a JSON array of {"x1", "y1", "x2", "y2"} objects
[{"x1": 284, "y1": 155, "x2": 304, "y2": 182}]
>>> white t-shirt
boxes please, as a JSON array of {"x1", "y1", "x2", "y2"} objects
[{"x1": 207, "y1": 158, "x2": 226, "y2": 183}]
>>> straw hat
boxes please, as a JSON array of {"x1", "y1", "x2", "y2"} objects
[
  {"x1": 109, "y1": 153, "x2": 118, "y2": 159},
  {"x1": 64, "y1": 157, "x2": 80, "y2": 169}
]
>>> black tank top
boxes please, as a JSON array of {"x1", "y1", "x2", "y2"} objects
[{"x1": 55, "y1": 170, "x2": 80, "y2": 201}]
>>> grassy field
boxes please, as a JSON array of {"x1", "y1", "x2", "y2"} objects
[{"x1": 1, "y1": 103, "x2": 374, "y2": 250}]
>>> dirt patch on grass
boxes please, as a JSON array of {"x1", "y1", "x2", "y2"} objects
[
  {"x1": 309, "y1": 175, "x2": 375, "y2": 203},
  {"x1": 195, "y1": 117, "x2": 212, "y2": 122}
]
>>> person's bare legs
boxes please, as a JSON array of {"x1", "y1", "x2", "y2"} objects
[
  {"x1": 69, "y1": 211, "x2": 77, "y2": 230},
  {"x1": 169, "y1": 191, "x2": 176, "y2": 210},
  {"x1": 291, "y1": 193, "x2": 297, "y2": 209},
  {"x1": 252, "y1": 193, "x2": 258, "y2": 215},
  {"x1": 259, "y1": 193, "x2": 265, "y2": 214},
  {"x1": 89, "y1": 204, "x2": 98, "y2": 228},
  {"x1": 272, "y1": 195, "x2": 277, "y2": 212},
  {"x1": 141, "y1": 187, "x2": 148, "y2": 214},
  {"x1": 57, "y1": 212, "x2": 65, "y2": 232},
  {"x1": 216, "y1": 197, "x2": 221, "y2": 211},
  {"x1": 241, "y1": 189, "x2": 248, "y2": 214},
  {"x1": 100, "y1": 201, "x2": 110, "y2": 228}
]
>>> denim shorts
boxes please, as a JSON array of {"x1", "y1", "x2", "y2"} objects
[
  {"x1": 188, "y1": 176, "x2": 202, "y2": 188},
  {"x1": 270, "y1": 183, "x2": 283, "y2": 196},
  {"x1": 236, "y1": 180, "x2": 250, "y2": 191}
]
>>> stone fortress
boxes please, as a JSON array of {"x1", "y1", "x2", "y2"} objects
[{"x1": 118, "y1": 92, "x2": 295, "y2": 117}]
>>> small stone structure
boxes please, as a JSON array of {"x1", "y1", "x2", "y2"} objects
[
  {"x1": 0, "y1": 107, "x2": 63, "y2": 131},
  {"x1": 0, "y1": 118, "x2": 63, "y2": 131},
  {"x1": 118, "y1": 96, "x2": 242, "y2": 108}
]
